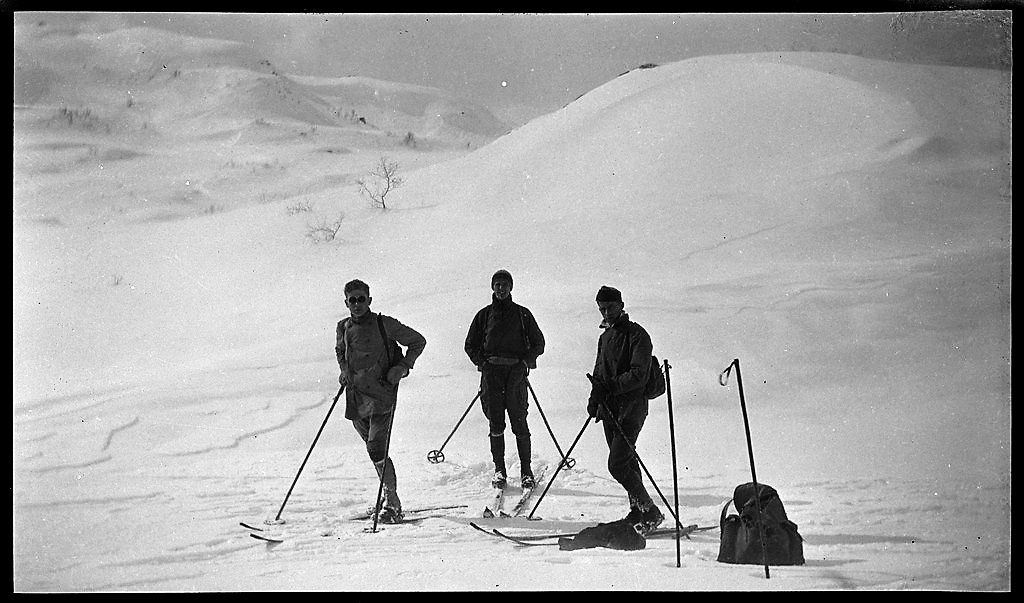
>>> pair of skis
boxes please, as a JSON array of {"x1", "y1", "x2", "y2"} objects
[
  {"x1": 470, "y1": 522, "x2": 717, "y2": 547},
  {"x1": 242, "y1": 503, "x2": 469, "y2": 543},
  {"x1": 483, "y1": 467, "x2": 546, "y2": 519}
]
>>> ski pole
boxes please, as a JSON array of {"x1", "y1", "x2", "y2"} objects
[
  {"x1": 527, "y1": 415, "x2": 593, "y2": 519},
  {"x1": 426, "y1": 391, "x2": 480, "y2": 464},
  {"x1": 271, "y1": 385, "x2": 345, "y2": 523},
  {"x1": 596, "y1": 397, "x2": 684, "y2": 529},
  {"x1": 369, "y1": 403, "x2": 400, "y2": 534},
  {"x1": 719, "y1": 358, "x2": 770, "y2": 579},
  {"x1": 370, "y1": 321, "x2": 401, "y2": 534},
  {"x1": 526, "y1": 379, "x2": 576, "y2": 470},
  {"x1": 664, "y1": 359, "x2": 682, "y2": 568},
  {"x1": 586, "y1": 374, "x2": 684, "y2": 530}
]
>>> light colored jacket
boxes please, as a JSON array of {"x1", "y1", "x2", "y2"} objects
[{"x1": 336, "y1": 311, "x2": 426, "y2": 420}]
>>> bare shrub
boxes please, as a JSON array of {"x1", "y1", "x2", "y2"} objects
[
  {"x1": 306, "y1": 212, "x2": 345, "y2": 243},
  {"x1": 355, "y1": 156, "x2": 403, "y2": 211},
  {"x1": 286, "y1": 201, "x2": 314, "y2": 215}
]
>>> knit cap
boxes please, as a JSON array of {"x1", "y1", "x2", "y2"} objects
[
  {"x1": 595, "y1": 285, "x2": 622, "y2": 303},
  {"x1": 492, "y1": 269, "x2": 513, "y2": 289}
]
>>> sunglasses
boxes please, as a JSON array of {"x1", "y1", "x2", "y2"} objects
[{"x1": 347, "y1": 295, "x2": 368, "y2": 304}]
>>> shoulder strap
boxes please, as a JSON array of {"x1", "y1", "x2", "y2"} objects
[
  {"x1": 626, "y1": 321, "x2": 647, "y2": 370},
  {"x1": 517, "y1": 306, "x2": 531, "y2": 349},
  {"x1": 340, "y1": 317, "x2": 351, "y2": 367},
  {"x1": 377, "y1": 314, "x2": 393, "y2": 365}
]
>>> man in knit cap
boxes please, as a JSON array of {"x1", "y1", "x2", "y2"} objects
[
  {"x1": 465, "y1": 270, "x2": 546, "y2": 490},
  {"x1": 587, "y1": 285, "x2": 664, "y2": 534}
]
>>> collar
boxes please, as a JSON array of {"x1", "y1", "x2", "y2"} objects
[
  {"x1": 491, "y1": 294, "x2": 514, "y2": 309},
  {"x1": 600, "y1": 312, "x2": 629, "y2": 330},
  {"x1": 349, "y1": 310, "x2": 376, "y2": 325}
]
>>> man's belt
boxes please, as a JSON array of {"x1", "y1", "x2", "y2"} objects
[{"x1": 486, "y1": 356, "x2": 522, "y2": 366}]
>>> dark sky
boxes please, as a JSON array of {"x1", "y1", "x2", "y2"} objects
[{"x1": 21, "y1": 12, "x2": 1013, "y2": 115}]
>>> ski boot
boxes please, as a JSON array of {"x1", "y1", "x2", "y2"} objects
[
  {"x1": 623, "y1": 494, "x2": 644, "y2": 525},
  {"x1": 637, "y1": 504, "x2": 665, "y2": 535},
  {"x1": 378, "y1": 505, "x2": 405, "y2": 524}
]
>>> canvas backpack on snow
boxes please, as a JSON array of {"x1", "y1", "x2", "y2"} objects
[
  {"x1": 558, "y1": 518, "x2": 647, "y2": 551},
  {"x1": 717, "y1": 482, "x2": 805, "y2": 566}
]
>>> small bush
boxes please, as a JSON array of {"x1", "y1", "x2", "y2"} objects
[
  {"x1": 286, "y1": 201, "x2": 314, "y2": 215},
  {"x1": 355, "y1": 156, "x2": 403, "y2": 211},
  {"x1": 306, "y1": 213, "x2": 345, "y2": 243}
]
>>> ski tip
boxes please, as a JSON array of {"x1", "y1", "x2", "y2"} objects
[{"x1": 250, "y1": 533, "x2": 283, "y2": 544}]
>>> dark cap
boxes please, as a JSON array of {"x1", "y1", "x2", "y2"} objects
[
  {"x1": 492, "y1": 270, "x2": 513, "y2": 289},
  {"x1": 596, "y1": 285, "x2": 622, "y2": 303}
]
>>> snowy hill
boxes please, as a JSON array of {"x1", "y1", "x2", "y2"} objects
[
  {"x1": 13, "y1": 36, "x2": 1011, "y2": 592},
  {"x1": 15, "y1": 21, "x2": 509, "y2": 144}
]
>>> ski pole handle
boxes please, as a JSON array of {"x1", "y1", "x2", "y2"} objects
[{"x1": 719, "y1": 358, "x2": 738, "y2": 387}]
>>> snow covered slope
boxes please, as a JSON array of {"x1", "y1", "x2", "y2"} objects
[{"x1": 14, "y1": 36, "x2": 1010, "y2": 591}]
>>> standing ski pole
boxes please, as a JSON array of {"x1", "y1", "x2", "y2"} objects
[
  {"x1": 527, "y1": 415, "x2": 593, "y2": 519},
  {"x1": 664, "y1": 359, "x2": 682, "y2": 568},
  {"x1": 526, "y1": 379, "x2": 576, "y2": 471},
  {"x1": 426, "y1": 391, "x2": 480, "y2": 464},
  {"x1": 370, "y1": 319, "x2": 402, "y2": 535},
  {"x1": 369, "y1": 406, "x2": 400, "y2": 534},
  {"x1": 719, "y1": 358, "x2": 770, "y2": 579},
  {"x1": 270, "y1": 385, "x2": 345, "y2": 524}
]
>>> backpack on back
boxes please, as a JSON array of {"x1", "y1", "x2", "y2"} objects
[
  {"x1": 644, "y1": 355, "x2": 666, "y2": 400},
  {"x1": 627, "y1": 324, "x2": 664, "y2": 400},
  {"x1": 717, "y1": 482, "x2": 805, "y2": 566}
]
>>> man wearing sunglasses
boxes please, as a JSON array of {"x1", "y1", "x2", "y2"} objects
[
  {"x1": 587, "y1": 285, "x2": 664, "y2": 534},
  {"x1": 464, "y1": 270, "x2": 546, "y2": 491},
  {"x1": 336, "y1": 279, "x2": 426, "y2": 523}
]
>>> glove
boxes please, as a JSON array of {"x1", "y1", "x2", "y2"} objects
[
  {"x1": 386, "y1": 365, "x2": 410, "y2": 385},
  {"x1": 338, "y1": 372, "x2": 348, "y2": 386},
  {"x1": 586, "y1": 374, "x2": 609, "y2": 422},
  {"x1": 588, "y1": 374, "x2": 610, "y2": 400}
]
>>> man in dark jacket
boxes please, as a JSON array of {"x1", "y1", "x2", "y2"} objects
[
  {"x1": 336, "y1": 279, "x2": 426, "y2": 523},
  {"x1": 464, "y1": 270, "x2": 546, "y2": 490},
  {"x1": 587, "y1": 285, "x2": 664, "y2": 534}
]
